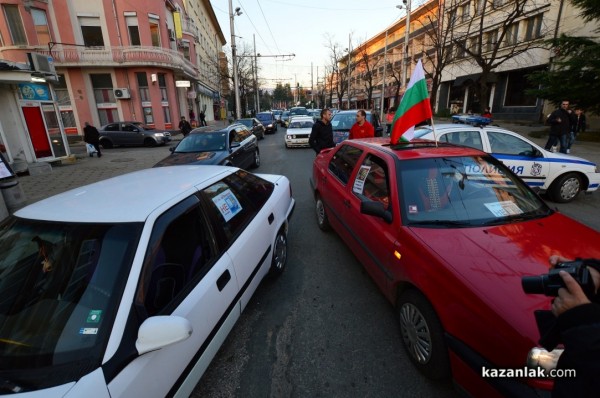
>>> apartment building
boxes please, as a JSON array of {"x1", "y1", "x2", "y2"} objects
[
  {"x1": 0, "y1": 0, "x2": 225, "y2": 166},
  {"x1": 336, "y1": 0, "x2": 595, "y2": 122}
]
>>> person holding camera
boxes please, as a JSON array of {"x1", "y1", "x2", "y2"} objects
[{"x1": 549, "y1": 255, "x2": 600, "y2": 398}]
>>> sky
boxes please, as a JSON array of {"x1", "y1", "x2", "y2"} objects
[{"x1": 209, "y1": 0, "x2": 414, "y2": 90}]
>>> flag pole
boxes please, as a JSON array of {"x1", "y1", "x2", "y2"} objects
[{"x1": 429, "y1": 113, "x2": 439, "y2": 147}]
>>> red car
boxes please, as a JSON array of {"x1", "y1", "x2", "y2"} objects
[{"x1": 310, "y1": 137, "x2": 600, "y2": 397}]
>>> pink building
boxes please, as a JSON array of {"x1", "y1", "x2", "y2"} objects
[{"x1": 0, "y1": 0, "x2": 225, "y2": 165}]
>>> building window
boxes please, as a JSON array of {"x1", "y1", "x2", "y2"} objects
[
  {"x1": 126, "y1": 16, "x2": 140, "y2": 46},
  {"x1": 456, "y1": 40, "x2": 467, "y2": 58},
  {"x1": 31, "y1": 8, "x2": 51, "y2": 46},
  {"x1": 524, "y1": 15, "x2": 543, "y2": 41},
  {"x1": 55, "y1": 74, "x2": 78, "y2": 134},
  {"x1": 505, "y1": 23, "x2": 519, "y2": 47},
  {"x1": 149, "y1": 18, "x2": 160, "y2": 47},
  {"x1": 485, "y1": 29, "x2": 498, "y2": 52},
  {"x1": 136, "y1": 72, "x2": 150, "y2": 101},
  {"x1": 474, "y1": 0, "x2": 485, "y2": 15},
  {"x1": 460, "y1": 2, "x2": 470, "y2": 22},
  {"x1": 158, "y1": 73, "x2": 168, "y2": 101},
  {"x1": 504, "y1": 69, "x2": 539, "y2": 107},
  {"x1": 181, "y1": 40, "x2": 191, "y2": 61},
  {"x1": 90, "y1": 74, "x2": 117, "y2": 125},
  {"x1": 2, "y1": 4, "x2": 27, "y2": 45},
  {"x1": 79, "y1": 17, "x2": 104, "y2": 47}
]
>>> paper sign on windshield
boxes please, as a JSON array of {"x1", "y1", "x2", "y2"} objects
[{"x1": 484, "y1": 201, "x2": 523, "y2": 217}]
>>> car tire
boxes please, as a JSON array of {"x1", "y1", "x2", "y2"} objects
[
  {"x1": 100, "y1": 140, "x2": 113, "y2": 149},
  {"x1": 397, "y1": 290, "x2": 450, "y2": 381},
  {"x1": 549, "y1": 172, "x2": 582, "y2": 203},
  {"x1": 269, "y1": 230, "x2": 287, "y2": 276},
  {"x1": 252, "y1": 149, "x2": 260, "y2": 168},
  {"x1": 144, "y1": 138, "x2": 157, "y2": 147},
  {"x1": 315, "y1": 194, "x2": 330, "y2": 231}
]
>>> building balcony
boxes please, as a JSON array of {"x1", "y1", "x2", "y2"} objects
[
  {"x1": 181, "y1": 17, "x2": 199, "y2": 42},
  {"x1": 32, "y1": 44, "x2": 198, "y2": 79}
]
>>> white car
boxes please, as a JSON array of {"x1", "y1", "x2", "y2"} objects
[
  {"x1": 415, "y1": 124, "x2": 600, "y2": 202},
  {"x1": 285, "y1": 116, "x2": 314, "y2": 148},
  {"x1": 0, "y1": 166, "x2": 295, "y2": 397}
]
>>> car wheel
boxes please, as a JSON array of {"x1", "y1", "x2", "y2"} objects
[
  {"x1": 550, "y1": 172, "x2": 582, "y2": 203},
  {"x1": 270, "y1": 230, "x2": 287, "y2": 276},
  {"x1": 252, "y1": 149, "x2": 260, "y2": 168},
  {"x1": 144, "y1": 138, "x2": 157, "y2": 147},
  {"x1": 397, "y1": 290, "x2": 450, "y2": 381},
  {"x1": 315, "y1": 194, "x2": 330, "y2": 231},
  {"x1": 100, "y1": 140, "x2": 113, "y2": 149}
]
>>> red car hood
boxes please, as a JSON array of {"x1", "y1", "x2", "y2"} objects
[{"x1": 409, "y1": 212, "x2": 600, "y2": 345}]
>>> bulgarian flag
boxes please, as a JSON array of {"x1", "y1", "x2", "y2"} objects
[{"x1": 390, "y1": 60, "x2": 433, "y2": 144}]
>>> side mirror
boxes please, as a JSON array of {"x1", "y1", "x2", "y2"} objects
[
  {"x1": 136, "y1": 316, "x2": 192, "y2": 355},
  {"x1": 360, "y1": 200, "x2": 392, "y2": 223},
  {"x1": 169, "y1": 145, "x2": 176, "y2": 153}
]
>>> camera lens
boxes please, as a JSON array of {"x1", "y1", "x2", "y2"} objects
[{"x1": 522, "y1": 276, "x2": 546, "y2": 294}]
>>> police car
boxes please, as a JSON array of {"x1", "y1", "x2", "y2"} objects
[{"x1": 414, "y1": 124, "x2": 600, "y2": 203}]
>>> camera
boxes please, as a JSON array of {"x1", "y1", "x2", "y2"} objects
[{"x1": 522, "y1": 260, "x2": 596, "y2": 299}]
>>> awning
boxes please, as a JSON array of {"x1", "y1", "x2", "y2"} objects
[{"x1": 453, "y1": 72, "x2": 498, "y2": 87}]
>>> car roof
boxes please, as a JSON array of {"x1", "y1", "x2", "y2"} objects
[
  {"x1": 15, "y1": 166, "x2": 234, "y2": 223},
  {"x1": 289, "y1": 116, "x2": 313, "y2": 121},
  {"x1": 334, "y1": 110, "x2": 372, "y2": 115},
  {"x1": 190, "y1": 123, "x2": 242, "y2": 134},
  {"x1": 343, "y1": 137, "x2": 488, "y2": 160}
]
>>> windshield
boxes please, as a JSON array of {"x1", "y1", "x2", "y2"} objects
[
  {"x1": 175, "y1": 132, "x2": 227, "y2": 152},
  {"x1": 0, "y1": 217, "x2": 142, "y2": 390},
  {"x1": 256, "y1": 114, "x2": 272, "y2": 122},
  {"x1": 398, "y1": 156, "x2": 551, "y2": 227},
  {"x1": 289, "y1": 120, "x2": 313, "y2": 129},
  {"x1": 331, "y1": 113, "x2": 366, "y2": 131},
  {"x1": 290, "y1": 108, "x2": 308, "y2": 116},
  {"x1": 236, "y1": 119, "x2": 252, "y2": 128}
]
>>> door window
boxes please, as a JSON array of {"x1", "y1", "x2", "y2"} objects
[
  {"x1": 352, "y1": 154, "x2": 390, "y2": 208},
  {"x1": 440, "y1": 130, "x2": 483, "y2": 150},
  {"x1": 328, "y1": 144, "x2": 364, "y2": 185},
  {"x1": 137, "y1": 197, "x2": 217, "y2": 316},
  {"x1": 488, "y1": 131, "x2": 536, "y2": 156}
]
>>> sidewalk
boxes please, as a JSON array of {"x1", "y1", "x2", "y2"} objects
[{"x1": 8, "y1": 118, "x2": 600, "y2": 212}]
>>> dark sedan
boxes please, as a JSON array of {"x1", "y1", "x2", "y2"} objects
[
  {"x1": 154, "y1": 123, "x2": 260, "y2": 169},
  {"x1": 235, "y1": 118, "x2": 265, "y2": 140},
  {"x1": 99, "y1": 121, "x2": 171, "y2": 148}
]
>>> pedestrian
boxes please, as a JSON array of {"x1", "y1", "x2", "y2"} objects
[
  {"x1": 179, "y1": 116, "x2": 192, "y2": 137},
  {"x1": 386, "y1": 107, "x2": 396, "y2": 136},
  {"x1": 568, "y1": 108, "x2": 586, "y2": 153},
  {"x1": 482, "y1": 107, "x2": 493, "y2": 119},
  {"x1": 309, "y1": 108, "x2": 335, "y2": 154},
  {"x1": 199, "y1": 110, "x2": 207, "y2": 126},
  {"x1": 547, "y1": 254, "x2": 600, "y2": 398},
  {"x1": 544, "y1": 100, "x2": 573, "y2": 154},
  {"x1": 83, "y1": 122, "x2": 102, "y2": 158},
  {"x1": 349, "y1": 109, "x2": 375, "y2": 139}
]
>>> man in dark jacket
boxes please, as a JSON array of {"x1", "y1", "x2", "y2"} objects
[
  {"x1": 309, "y1": 108, "x2": 334, "y2": 154},
  {"x1": 545, "y1": 100, "x2": 574, "y2": 154},
  {"x1": 550, "y1": 255, "x2": 600, "y2": 398},
  {"x1": 179, "y1": 116, "x2": 192, "y2": 137},
  {"x1": 83, "y1": 122, "x2": 102, "y2": 157}
]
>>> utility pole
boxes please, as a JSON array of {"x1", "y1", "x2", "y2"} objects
[
  {"x1": 311, "y1": 62, "x2": 314, "y2": 109},
  {"x1": 401, "y1": 0, "x2": 412, "y2": 93},
  {"x1": 253, "y1": 34, "x2": 259, "y2": 113},
  {"x1": 348, "y1": 33, "x2": 352, "y2": 110},
  {"x1": 228, "y1": 0, "x2": 242, "y2": 119}
]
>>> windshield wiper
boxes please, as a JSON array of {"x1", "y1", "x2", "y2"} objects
[
  {"x1": 480, "y1": 212, "x2": 545, "y2": 226},
  {"x1": 409, "y1": 220, "x2": 472, "y2": 227}
]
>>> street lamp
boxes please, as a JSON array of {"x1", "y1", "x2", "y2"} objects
[
  {"x1": 399, "y1": 0, "x2": 412, "y2": 94},
  {"x1": 380, "y1": 5, "x2": 404, "y2": 115},
  {"x1": 228, "y1": 1, "x2": 242, "y2": 119}
]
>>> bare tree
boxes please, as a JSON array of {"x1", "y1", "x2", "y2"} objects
[
  {"x1": 324, "y1": 33, "x2": 348, "y2": 109},
  {"x1": 445, "y1": 0, "x2": 551, "y2": 111},
  {"x1": 355, "y1": 36, "x2": 381, "y2": 109}
]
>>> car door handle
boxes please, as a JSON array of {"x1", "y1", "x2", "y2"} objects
[
  {"x1": 217, "y1": 270, "x2": 231, "y2": 292},
  {"x1": 344, "y1": 199, "x2": 351, "y2": 208},
  {"x1": 268, "y1": 213, "x2": 274, "y2": 225}
]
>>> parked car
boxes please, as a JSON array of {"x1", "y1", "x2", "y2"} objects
[
  {"x1": 307, "y1": 109, "x2": 321, "y2": 122},
  {"x1": 310, "y1": 137, "x2": 600, "y2": 397},
  {"x1": 99, "y1": 121, "x2": 171, "y2": 148},
  {"x1": 289, "y1": 107, "x2": 309, "y2": 118},
  {"x1": 414, "y1": 124, "x2": 600, "y2": 203},
  {"x1": 285, "y1": 116, "x2": 314, "y2": 148},
  {"x1": 330, "y1": 110, "x2": 384, "y2": 143},
  {"x1": 154, "y1": 124, "x2": 260, "y2": 170},
  {"x1": 280, "y1": 111, "x2": 291, "y2": 127},
  {"x1": 272, "y1": 110, "x2": 283, "y2": 124},
  {"x1": 0, "y1": 165, "x2": 295, "y2": 397},
  {"x1": 235, "y1": 118, "x2": 265, "y2": 140},
  {"x1": 255, "y1": 112, "x2": 278, "y2": 133}
]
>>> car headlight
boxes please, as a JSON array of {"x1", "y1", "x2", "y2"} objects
[
  {"x1": 527, "y1": 347, "x2": 563, "y2": 372},
  {"x1": 154, "y1": 133, "x2": 165, "y2": 137},
  {"x1": 268, "y1": 123, "x2": 273, "y2": 128}
]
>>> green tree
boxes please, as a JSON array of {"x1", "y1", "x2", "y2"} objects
[{"x1": 528, "y1": 0, "x2": 600, "y2": 114}]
